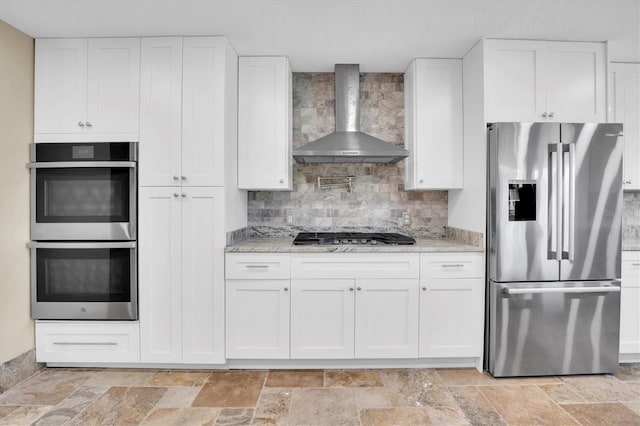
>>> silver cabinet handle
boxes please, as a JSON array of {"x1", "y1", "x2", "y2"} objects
[
  {"x1": 284, "y1": 287, "x2": 289, "y2": 292},
  {"x1": 53, "y1": 341, "x2": 117, "y2": 346},
  {"x1": 173, "y1": 175, "x2": 179, "y2": 181},
  {"x1": 349, "y1": 287, "x2": 354, "y2": 291},
  {"x1": 503, "y1": 286, "x2": 620, "y2": 295},
  {"x1": 85, "y1": 121, "x2": 92, "y2": 127},
  {"x1": 606, "y1": 132, "x2": 624, "y2": 137},
  {"x1": 78, "y1": 121, "x2": 85, "y2": 128},
  {"x1": 173, "y1": 193, "x2": 179, "y2": 198},
  {"x1": 441, "y1": 264, "x2": 465, "y2": 268},
  {"x1": 181, "y1": 175, "x2": 187, "y2": 180},
  {"x1": 245, "y1": 264, "x2": 269, "y2": 268}
]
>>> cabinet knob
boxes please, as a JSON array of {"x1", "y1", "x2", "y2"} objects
[
  {"x1": 181, "y1": 176, "x2": 187, "y2": 180},
  {"x1": 78, "y1": 121, "x2": 85, "y2": 128},
  {"x1": 422, "y1": 286, "x2": 427, "y2": 291},
  {"x1": 284, "y1": 287, "x2": 289, "y2": 292},
  {"x1": 279, "y1": 179, "x2": 284, "y2": 184},
  {"x1": 181, "y1": 193, "x2": 187, "y2": 198},
  {"x1": 624, "y1": 180, "x2": 632, "y2": 184},
  {"x1": 349, "y1": 287, "x2": 354, "y2": 291},
  {"x1": 542, "y1": 112, "x2": 548, "y2": 118},
  {"x1": 85, "y1": 121, "x2": 92, "y2": 127},
  {"x1": 548, "y1": 112, "x2": 555, "y2": 118},
  {"x1": 173, "y1": 193, "x2": 179, "y2": 198},
  {"x1": 357, "y1": 286, "x2": 362, "y2": 291},
  {"x1": 173, "y1": 175, "x2": 179, "y2": 181}
]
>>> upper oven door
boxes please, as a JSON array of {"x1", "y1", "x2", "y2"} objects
[{"x1": 29, "y1": 143, "x2": 137, "y2": 241}]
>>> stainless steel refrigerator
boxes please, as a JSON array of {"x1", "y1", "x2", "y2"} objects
[{"x1": 486, "y1": 122, "x2": 624, "y2": 377}]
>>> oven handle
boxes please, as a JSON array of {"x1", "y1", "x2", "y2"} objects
[
  {"x1": 27, "y1": 161, "x2": 136, "y2": 169},
  {"x1": 27, "y1": 241, "x2": 136, "y2": 249}
]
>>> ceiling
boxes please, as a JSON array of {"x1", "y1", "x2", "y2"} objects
[{"x1": 0, "y1": 0, "x2": 638, "y2": 72}]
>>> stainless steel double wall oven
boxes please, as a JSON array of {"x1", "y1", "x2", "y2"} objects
[{"x1": 29, "y1": 142, "x2": 138, "y2": 320}]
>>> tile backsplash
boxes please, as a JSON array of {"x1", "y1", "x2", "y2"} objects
[
  {"x1": 624, "y1": 192, "x2": 640, "y2": 248},
  {"x1": 247, "y1": 72, "x2": 447, "y2": 237}
]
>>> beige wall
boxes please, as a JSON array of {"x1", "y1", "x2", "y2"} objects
[{"x1": 0, "y1": 20, "x2": 34, "y2": 364}]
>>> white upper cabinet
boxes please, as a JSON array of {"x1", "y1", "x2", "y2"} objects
[
  {"x1": 404, "y1": 58, "x2": 463, "y2": 189},
  {"x1": 139, "y1": 37, "x2": 236, "y2": 187},
  {"x1": 238, "y1": 57, "x2": 292, "y2": 190},
  {"x1": 609, "y1": 63, "x2": 640, "y2": 190},
  {"x1": 35, "y1": 38, "x2": 140, "y2": 142},
  {"x1": 485, "y1": 39, "x2": 606, "y2": 123}
]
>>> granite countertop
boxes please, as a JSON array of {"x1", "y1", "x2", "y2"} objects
[{"x1": 225, "y1": 237, "x2": 483, "y2": 253}]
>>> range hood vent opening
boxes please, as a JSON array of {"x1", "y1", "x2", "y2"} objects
[{"x1": 293, "y1": 64, "x2": 409, "y2": 164}]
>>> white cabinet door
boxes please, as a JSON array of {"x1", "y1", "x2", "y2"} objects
[
  {"x1": 139, "y1": 37, "x2": 183, "y2": 187},
  {"x1": 419, "y1": 278, "x2": 483, "y2": 358},
  {"x1": 86, "y1": 38, "x2": 140, "y2": 137},
  {"x1": 404, "y1": 59, "x2": 463, "y2": 189},
  {"x1": 34, "y1": 39, "x2": 87, "y2": 135},
  {"x1": 181, "y1": 187, "x2": 225, "y2": 363},
  {"x1": 238, "y1": 57, "x2": 292, "y2": 190},
  {"x1": 291, "y1": 279, "x2": 355, "y2": 359},
  {"x1": 139, "y1": 187, "x2": 182, "y2": 363},
  {"x1": 182, "y1": 37, "x2": 229, "y2": 187},
  {"x1": 610, "y1": 63, "x2": 640, "y2": 190},
  {"x1": 621, "y1": 252, "x2": 640, "y2": 354},
  {"x1": 485, "y1": 40, "x2": 544, "y2": 122},
  {"x1": 354, "y1": 279, "x2": 419, "y2": 358},
  {"x1": 485, "y1": 40, "x2": 606, "y2": 123},
  {"x1": 545, "y1": 43, "x2": 606, "y2": 122},
  {"x1": 34, "y1": 38, "x2": 140, "y2": 142},
  {"x1": 226, "y1": 280, "x2": 290, "y2": 359}
]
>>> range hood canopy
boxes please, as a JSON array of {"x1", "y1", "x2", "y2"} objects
[{"x1": 293, "y1": 64, "x2": 409, "y2": 164}]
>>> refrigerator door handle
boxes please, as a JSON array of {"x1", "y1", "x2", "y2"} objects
[
  {"x1": 548, "y1": 144, "x2": 562, "y2": 261},
  {"x1": 502, "y1": 285, "x2": 620, "y2": 295},
  {"x1": 567, "y1": 143, "x2": 576, "y2": 261}
]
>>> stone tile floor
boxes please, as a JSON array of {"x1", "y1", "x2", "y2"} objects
[{"x1": 0, "y1": 365, "x2": 638, "y2": 425}]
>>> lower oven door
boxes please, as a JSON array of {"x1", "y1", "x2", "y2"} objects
[
  {"x1": 30, "y1": 241, "x2": 137, "y2": 320},
  {"x1": 488, "y1": 280, "x2": 620, "y2": 377}
]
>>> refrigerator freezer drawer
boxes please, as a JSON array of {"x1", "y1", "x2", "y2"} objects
[{"x1": 489, "y1": 280, "x2": 620, "y2": 377}]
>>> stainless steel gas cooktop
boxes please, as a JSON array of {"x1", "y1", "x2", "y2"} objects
[{"x1": 293, "y1": 232, "x2": 416, "y2": 246}]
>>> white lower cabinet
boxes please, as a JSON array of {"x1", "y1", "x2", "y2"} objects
[
  {"x1": 621, "y1": 251, "x2": 640, "y2": 355},
  {"x1": 419, "y1": 252, "x2": 484, "y2": 358},
  {"x1": 290, "y1": 279, "x2": 356, "y2": 359},
  {"x1": 226, "y1": 280, "x2": 290, "y2": 359},
  {"x1": 290, "y1": 254, "x2": 420, "y2": 359},
  {"x1": 35, "y1": 321, "x2": 140, "y2": 363},
  {"x1": 139, "y1": 186, "x2": 225, "y2": 364}
]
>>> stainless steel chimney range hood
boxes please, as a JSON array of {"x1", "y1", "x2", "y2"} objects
[{"x1": 293, "y1": 64, "x2": 409, "y2": 164}]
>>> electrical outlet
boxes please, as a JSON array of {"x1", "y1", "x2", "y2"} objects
[
  {"x1": 286, "y1": 214, "x2": 294, "y2": 226},
  {"x1": 403, "y1": 211, "x2": 411, "y2": 225}
]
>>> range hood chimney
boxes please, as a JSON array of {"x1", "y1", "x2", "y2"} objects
[{"x1": 292, "y1": 64, "x2": 409, "y2": 164}]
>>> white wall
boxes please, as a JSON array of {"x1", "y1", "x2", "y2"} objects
[
  {"x1": 0, "y1": 20, "x2": 34, "y2": 364},
  {"x1": 448, "y1": 40, "x2": 487, "y2": 234}
]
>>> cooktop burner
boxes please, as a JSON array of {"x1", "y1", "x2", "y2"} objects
[{"x1": 293, "y1": 232, "x2": 416, "y2": 246}]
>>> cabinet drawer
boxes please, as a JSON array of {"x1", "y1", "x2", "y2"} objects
[
  {"x1": 420, "y1": 252, "x2": 483, "y2": 278},
  {"x1": 622, "y1": 251, "x2": 640, "y2": 288},
  {"x1": 226, "y1": 253, "x2": 291, "y2": 279},
  {"x1": 291, "y1": 253, "x2": 419, "y2": 279},
  {"x1": 36, "y1": 321, "x2": 140, "y2": 363}
]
